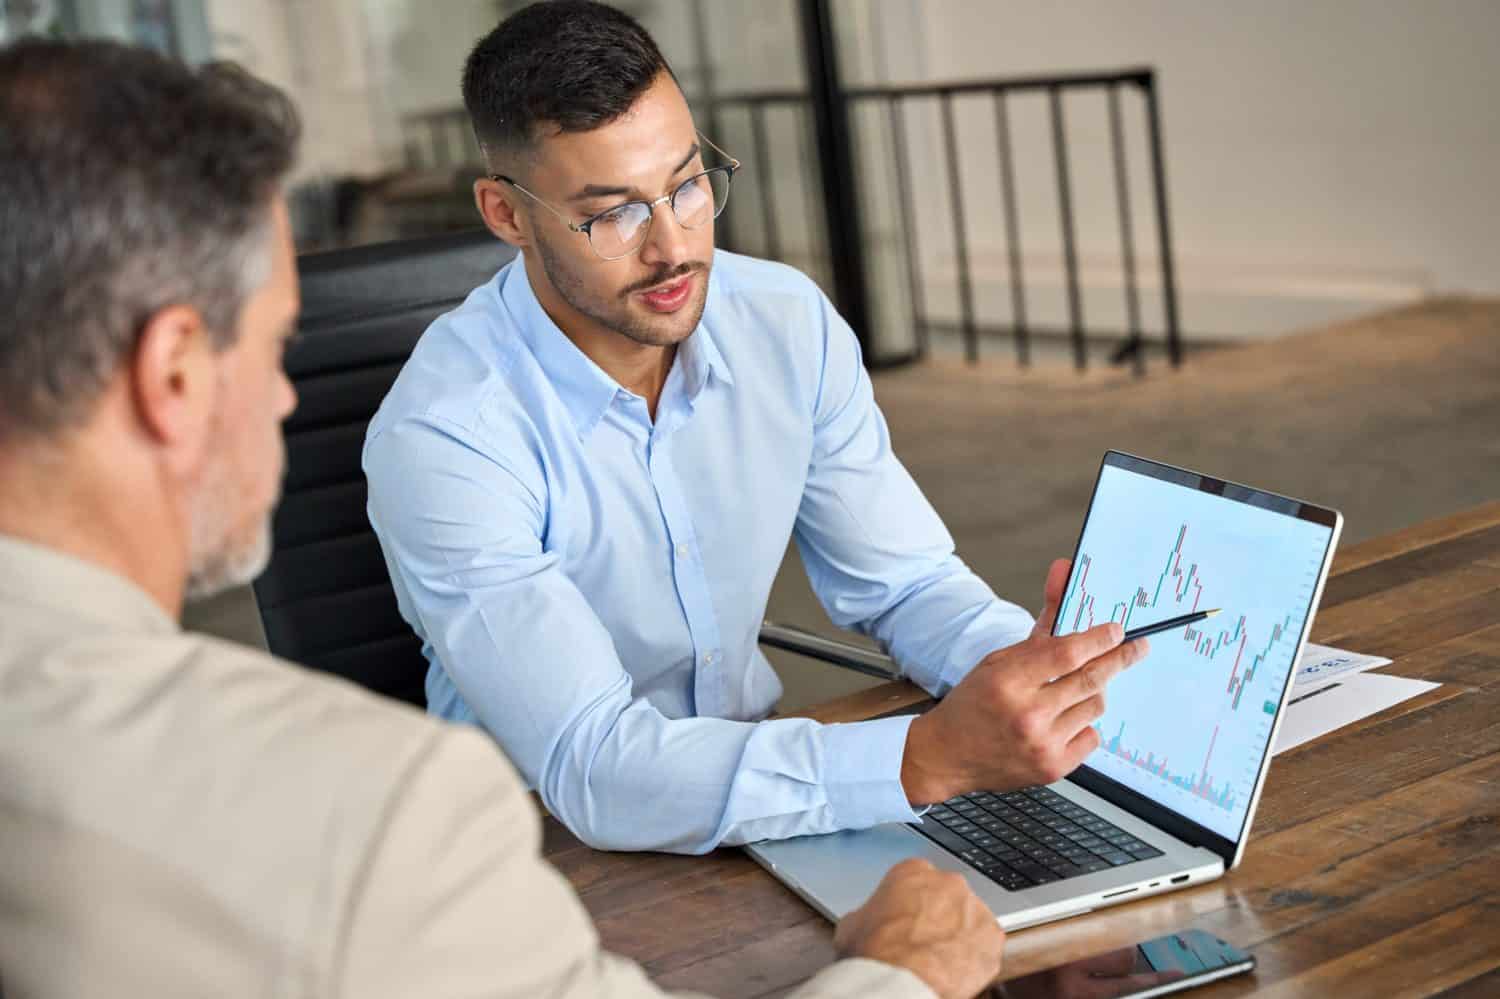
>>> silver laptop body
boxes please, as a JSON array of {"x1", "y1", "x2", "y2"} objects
[{"x1": 747, "y1": 451, "x2": 1343, "y2": 932}]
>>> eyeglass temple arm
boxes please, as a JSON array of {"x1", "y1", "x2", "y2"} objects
[
  {"x1": 698, "y1": 131, "x2": 740, "y2": 170},
  {"x1": 489, "y1": 174, "x2": 586, "y2": 233}
]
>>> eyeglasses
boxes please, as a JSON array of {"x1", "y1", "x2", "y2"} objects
[{"x1": 492, "y1": 133, "x2": 740, "y2": 261}]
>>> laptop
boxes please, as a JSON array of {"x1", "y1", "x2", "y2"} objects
[{"x1": 747, "y1": 451, "x2": 1342, "y2": 931}]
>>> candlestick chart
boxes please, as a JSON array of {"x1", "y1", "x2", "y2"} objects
[{"x1": 1057, "y1": 464, "x2": 1334, "y2": 839}]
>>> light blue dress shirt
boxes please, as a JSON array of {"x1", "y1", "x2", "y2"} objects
[{"x1": 363, "y1": 250, "x2": 1034, "y2": 853}]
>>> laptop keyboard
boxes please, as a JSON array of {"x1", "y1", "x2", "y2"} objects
[{"x1": 914, "y1": 787, "x2": 1164, "y2": 892}]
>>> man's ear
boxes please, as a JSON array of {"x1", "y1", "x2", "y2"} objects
[
  {"x1": 474, "y1": 177, "x2": 532, "y2": 249},
  {"x1": 130, "y1": 304, "x2": 219, "y2": 469}
]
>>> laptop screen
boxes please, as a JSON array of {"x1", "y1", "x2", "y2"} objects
[{"x1": 1054, "y1": 453, "x2": 1337, "y2": 844}]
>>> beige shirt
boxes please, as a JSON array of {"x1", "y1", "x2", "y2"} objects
[{"x1": 0, "y1": 535, "x2": 931, "y2": 999}]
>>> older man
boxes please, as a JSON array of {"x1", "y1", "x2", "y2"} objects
[{"x1": 0, "y1": 39, "x2": 1001, "y2": 999}]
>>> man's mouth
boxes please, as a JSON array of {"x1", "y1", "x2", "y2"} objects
[{"x1": 636, "y1": 272, "x2": 696, "y2": 313}]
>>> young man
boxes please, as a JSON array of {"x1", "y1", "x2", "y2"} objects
[
  {"x1": 0, "y1": 38, "x2": 1003, "y2": 999},
  {"x1": 365, "y1": 0, "x2": 1146, "y2": 855},
  {"x1": 366, "y1": 1, "x2": 1146, "y2": 858}
]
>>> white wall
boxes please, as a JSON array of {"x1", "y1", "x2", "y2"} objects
[
  {"x1": 206, "y1": 0, "x2": 387, "y2": 184},
  {"x1": 849, "y1": 0, "x2": 1500, "y2": 342}
]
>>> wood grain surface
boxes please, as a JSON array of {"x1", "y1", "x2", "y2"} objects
[{"x1": 541, "y1": 502, "x2": 1500, "y2": 997}]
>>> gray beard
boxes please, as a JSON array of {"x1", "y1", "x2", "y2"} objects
[
  {"x1": 183, "y1": 422, "x2": 281, "y2": 603},
  {"x1": 184, "y1": 513, "x2": 273, "y2": 603}
]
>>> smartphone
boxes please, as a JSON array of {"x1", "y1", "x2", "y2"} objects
[{"x1": 993, "y1": 929, "x2": 1255, "y2": 998}]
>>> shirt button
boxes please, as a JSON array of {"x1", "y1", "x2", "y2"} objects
[
  {"x1": 704, "y1": 651, "x2": 720, "y2": 666},
  {"x1": 675, "y1": 543, "x2": 689, "y2": 558}
]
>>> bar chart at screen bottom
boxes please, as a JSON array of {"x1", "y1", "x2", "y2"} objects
[{"x1": 1057, "y1": 463, "x2": 1333, "y2": 839}]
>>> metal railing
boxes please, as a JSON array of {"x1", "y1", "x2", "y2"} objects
[
  {"x1": 398, "y1": 67, "x2": 1182, "y2": 373},
  {"x1": 702, "y1": 68, "x2": 1182, "y2": 372}
]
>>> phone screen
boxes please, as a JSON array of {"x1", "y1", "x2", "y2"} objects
[{"x1": 994, "y1": 929, "x2": 1254, "y2": 998}]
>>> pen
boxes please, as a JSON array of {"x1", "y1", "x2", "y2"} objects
[{"x1": 1123, "y1": 608, "x2": 1220, "y2": 642}]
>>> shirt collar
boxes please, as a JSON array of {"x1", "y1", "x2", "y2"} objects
[
  {"x1": 679, "y1": 310, "x2": 735, "y2": 398},
  {"x1": 0, "y1": 533, "x2": 178, "y2": 636},
  {"x1": 501, "y1": 259, "x2": 735, "y2": 439},
  {"x1": 503, "y1": 262, "x2": 621, "y2": 440}
]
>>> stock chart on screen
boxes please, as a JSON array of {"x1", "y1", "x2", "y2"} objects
[{"x1": 1056, "y1": 462, "x2": 1335, "y2": 841}]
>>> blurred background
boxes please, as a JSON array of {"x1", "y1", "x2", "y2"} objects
[{"x1": 8, "y1": 0, "x2": 1496, "y2": 706}]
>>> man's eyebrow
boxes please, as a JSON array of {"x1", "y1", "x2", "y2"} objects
[
  {"x1": 670, "y1": 142, "x2": 701, "y2": 177},
  {"x1": 568, "y1": 182, "x2": 632, "y2": 203},
  {"x1": 567, "y1": 142, "x2": 701, "y2": 204}
]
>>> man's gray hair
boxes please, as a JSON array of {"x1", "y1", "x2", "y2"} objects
[{"x1": 0, "y1": 40, "x2": 301, "y2": 438}]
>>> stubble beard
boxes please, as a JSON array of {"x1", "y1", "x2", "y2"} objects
[
  {"x1": 532, "y1": 229, "x2": 710, "y2": 348},
  {"x1": 183, "y1": 433, "x2": 282, "y2": 603}
]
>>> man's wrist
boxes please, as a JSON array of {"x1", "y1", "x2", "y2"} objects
[{"x1": 900, "y1": 712, "x2": 959, "y2": 806}]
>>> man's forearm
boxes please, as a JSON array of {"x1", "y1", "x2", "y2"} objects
[
  {"x1": 537, "y1": 701, "x2": 925, "y2": 852},
  {"x1": 869, "y1": 565, "x2": 1034, "y2": 698}
]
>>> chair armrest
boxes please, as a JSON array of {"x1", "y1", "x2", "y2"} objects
[{"x1": 758, "y1": 621, "x2": 899, "y2": 682}]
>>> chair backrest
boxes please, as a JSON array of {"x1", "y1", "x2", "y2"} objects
[{"x1": 252, "y1": 230, "x2": 516, "y2": 707}]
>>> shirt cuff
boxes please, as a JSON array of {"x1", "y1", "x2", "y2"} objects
[{"x1": 819, "y1": 714, "x2": 924, "y2": 830}]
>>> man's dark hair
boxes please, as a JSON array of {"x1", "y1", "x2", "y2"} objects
[
  {"x1": 462, "y1": 0, "x2": 672, "y2": 165},
  {"x1": 0, "y1": 39, "x2": 300, "y2": 438}
]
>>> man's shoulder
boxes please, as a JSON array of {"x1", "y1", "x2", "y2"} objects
[
  {"x1": 364, "y1": 265, "x2": 548, "y2": 475},
  {"x1": 4, "y1": 626, "x2": 449, "y2": 808},
  {"x1": 0, "y1": 621, "x2": 499, "y2": 873},
  {"x1": 709, "y1": 249, "x2": 826, "y2": 309},
  {"x1": 705, "y1": 250, "x2": 840, "y2": 376},
  {"x1": 0, "y1": 623, "x2": 515, "y2": 990},
  {"x1": 368, "y1": 263, "x2": 536, "y2": 443},
  {"x1": 180, "y1": 634, "x2": 511, "y2": 801}
]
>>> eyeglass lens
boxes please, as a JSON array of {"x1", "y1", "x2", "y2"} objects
[{"x1": 588, "y1": 167, "x2": 732, "y2": 259}]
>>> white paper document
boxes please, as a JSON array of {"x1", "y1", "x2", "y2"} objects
[
  {"x1": 1294, "y1": 642, "x2": 1392, "y2": 690},
  {"x1": 1273, "y1": 672, "x2": 1439, "y2": 755}
]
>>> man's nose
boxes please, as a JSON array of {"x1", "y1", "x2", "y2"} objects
[{"x1": 639, "y1": 200, "x2": 691, "y2": 268}]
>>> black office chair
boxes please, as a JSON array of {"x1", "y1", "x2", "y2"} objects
[
  {"x1": 254, "y1": 231, "x2": 896, "y2": 709},
  {"x1": 251, "y1": 230, "x2": 516, "y2": 706}
]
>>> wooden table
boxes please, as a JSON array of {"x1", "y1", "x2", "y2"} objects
[{"x1": 542, "y1": 501, "x2": 1500, "y2": 997}]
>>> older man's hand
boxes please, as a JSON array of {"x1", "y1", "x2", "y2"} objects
[{"x1": 834, "y1": 858, "x2": 1005, "y2": 999}]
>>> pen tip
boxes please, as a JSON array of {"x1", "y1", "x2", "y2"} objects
[{"x1": 1205, "y1": 608, "x2": 1221, "y2": 617}]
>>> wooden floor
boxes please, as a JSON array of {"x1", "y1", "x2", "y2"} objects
[{"x1": 768, "y1": 297, "x2": 1500, "y2": 708}]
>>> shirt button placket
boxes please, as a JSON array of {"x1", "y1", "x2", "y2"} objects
[{"x1": 657, "y1": 442, "x2": 703, "y2": 709}]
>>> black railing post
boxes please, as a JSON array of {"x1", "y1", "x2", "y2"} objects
[
  {"x1": 798, "y1": 0, "x2": 873, "y2": 351},
  {"x1": 1108, "y1": 83, "x2": 1145, "y2": 375},
  {"x1": 939, "y1": 94, "x2": 979, "y2": 363},
  {"x1": 1049, "y1": 86, "x2": 1086, "y2": 371},
  {"x1": 887, "y1": 97, "x2": 928, "y2": 355},
  {"x1": 993, "y1": 91, "x2": 1030, "y2": 366},
  {"x1": 1142, "y1": 71, "x2": 1183, "y2": 367}
]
